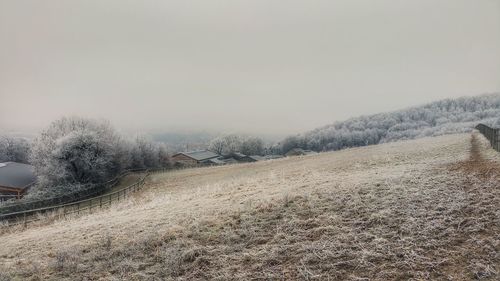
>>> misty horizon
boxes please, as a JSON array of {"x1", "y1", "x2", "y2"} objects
[{"x1": 3, "y1": 93, "x2": 500, "y2": 140}]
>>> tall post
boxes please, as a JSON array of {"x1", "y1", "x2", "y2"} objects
[
  {"x1": 492, "y1": 128, "x2": 495, "y2": 148},
  {"x1": 496, "y1": 129, "x2": 500, "y2": 152},
  {"x1": 493, "y1": 128, "x2": 496, "y2": 150}
]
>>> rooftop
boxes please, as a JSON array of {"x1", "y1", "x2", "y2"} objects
[
  {"x1": 202, "y1": 158, "x2": 226, "y2": 165},
  {"x1": 248, "y1": 155, "x2": 266, "y2": 161},
  {"x1": 0, "y1": 162, "x2": 37, "y2": 190},
  {"x1": 174, "y1": 150, "x2": 220, "y2": 161}
]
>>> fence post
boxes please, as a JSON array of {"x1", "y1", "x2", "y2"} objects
[
  {"x1": 476, "y1": 124, "x2": 500, "y2": 152},
  {"x1": 492, "y1": 128, "x2": 495, "y2": 148},
  {"x1": 496, "y1": 129, "x2": 500, "y2": 151}
]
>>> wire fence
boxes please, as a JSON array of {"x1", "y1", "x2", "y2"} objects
[
  {"x1": 0, "y1": 168, "x2": 148, "y2": 214},
  {"x1": 0, "y1": 168, "x2": 170, "y2": 227},
  {"x1": 476, "y1": 123, "x2": 500, "y2": 151}
]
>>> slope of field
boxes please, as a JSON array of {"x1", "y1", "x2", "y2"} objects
[{"x1": 1, "y1": 133, "x2": 499, "y2": 280}]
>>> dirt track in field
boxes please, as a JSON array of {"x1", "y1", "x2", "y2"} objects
[
  {"x1": 450, "y1": 132, "x2": 500, "y2": 180},
  {"x1": 442, "y1": 132, "x2": 500, "y2": 279}
]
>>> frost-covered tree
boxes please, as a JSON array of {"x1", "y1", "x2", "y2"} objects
[
  {"x1": 157, "y1": 143, "x2": 171, "y2": 167},
  {"x1": 30, "y1": 117, "x2": 124, "y2": 189},
  {"x1": 208, "y1": 134, "x2": 242, "y2": 156},
  {"x1": 279, "y1": 136, "x2": 304, "y2": 154},
  {"x1": 0, "y1": 136, "x2": 30, "y2": 163},
  {"x1": 277, "y1": 93, "x2": 500, "y2": 153},
  {"x1": 22, "y1": 116, "x2": 171, "y2": 199},
  {"x1": 51, "y1": 130, "x2": 115, "y2": 184},
  {"x1": 129, "y1": 141, "x2": 145, "y2": 169},
  {"x1": 239, "y1": 137, "x2": 264, "y2": 156},
  {"x1": 135, "y1": 136, "x2": 159, "y2": 168},
  {"x1": 208, "y1": 137, "x2": 225, "y2": 155},
  {"x1": 127, "y1": 136, "x2": 171, "y2": 169},
  {"x1": 209, "y1": 134, "x2": 267, "y2": 156}
]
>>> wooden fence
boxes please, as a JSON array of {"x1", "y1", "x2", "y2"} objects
[
  {"x1": 0, "y1": 168, "x2": 169, "y2": 226},
  {"x1": 0, "y1": 169, "x2": 148, "y2": 215},
  {"x1": 476, "y1": 124, "x2": 500, "y2": 151},
  {"x1": 0, "y1": 195, "x2": 18, "y2": 204}
]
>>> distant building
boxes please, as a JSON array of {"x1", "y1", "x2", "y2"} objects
[
  {"x1": 248, "y1": 155, "x2": 266, "y2": 162},
  {"x1": 264, "y1": 155, "x2": 285, "y2": 160},
  {"x1": 231, "y1": 152, "x2": 248, "y2": 160},
  {"x1": 0, "y1": 162, "x2": 37, "y2": 199},
  {"x1": 171, "y1": 150, "x2": 220, "y2": 166},
  {"x1": 285, "y1": 148, "x2": 319, "y2": 157},
  {"x1": 202, "y1": 157, "x2": 226, "y2": 165},
  {"x1": 226, "y1": 152, "x2": 260, "y2": 163},
  {"x1": 221, "y1": 158, "x2": 238, "y2": 165},
  {"x1": 171, "y1": 150, "x2": 286, "y2": 167}
]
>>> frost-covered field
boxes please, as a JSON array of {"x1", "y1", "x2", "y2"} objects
[{"x1": 1, "y1": 133, "x2": 499, "y2": 280}]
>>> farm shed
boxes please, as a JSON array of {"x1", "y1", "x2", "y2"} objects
[
  {"x1": 285, "y1": 148, "x2": 319, "y2": 157},
  {"x1": 202, "y1": 158, "x2": 226, "y2": 165},
  {"x1": 0, "y1": 162, "x2": 37, "y2": 199},
  {"x1": 264, "y1": 155, "x2": 285, "y2": 160},
  {"x1": 225, "y1": 152, "x2": 260, "y2": 163},
  {"x1": 171, "y1": 150, "x2": 220, "y2": 165},
  {"x1": 221, "y1": 158, "x2": 238, "y2": 165},
  {"x1": 235, "y1": 153, "x2": 265, "y2": 163},
  {"x1": 248, "y1": 155, "x2": 265, "y2": 161}
]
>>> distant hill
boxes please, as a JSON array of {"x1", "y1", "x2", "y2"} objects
[{"x1": 279, "y1": 93, "x2": 500, "y2": 153}]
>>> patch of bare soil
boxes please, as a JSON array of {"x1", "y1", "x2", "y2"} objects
[
  {"x1": 441, "y1": 133, "x2": 500, "y2": 279},
  {"x1": 451, "y1": 133, "x2": 500, "y2": 179}
]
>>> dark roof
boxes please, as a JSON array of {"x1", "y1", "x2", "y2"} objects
[
  {"x1": 248, "y1": 155, "x2": 265, "y2": 161},
  {"x1": 221, "y1": 158, "x2": 238, "y2": 164},
  {"x1": 202, "y1": 158, "x2": 226, "y2": 165},
  {"x1": 232, "y1": 152, "x2": 247, "y2": 159},
  {"x1": 264, "y1": 155, "x2": 285, "y2": 160},
  {"x1": 173, "y1": 150, "x2": 220, "y2": 161},
  {"x1": 0, "y1": 162, "x2": 37, "y2": 190},
  {"x1": 286, "y1": 148, "x2": 318, "y2": 156}
]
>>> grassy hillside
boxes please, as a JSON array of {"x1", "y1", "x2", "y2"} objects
[{"x1": 1, "y1": 133, "x2": 499, "y2": 280}]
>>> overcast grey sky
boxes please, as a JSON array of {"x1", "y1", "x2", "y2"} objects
[{"x1": 1, "y1": 0, "x2": 499, "y2": 136}]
